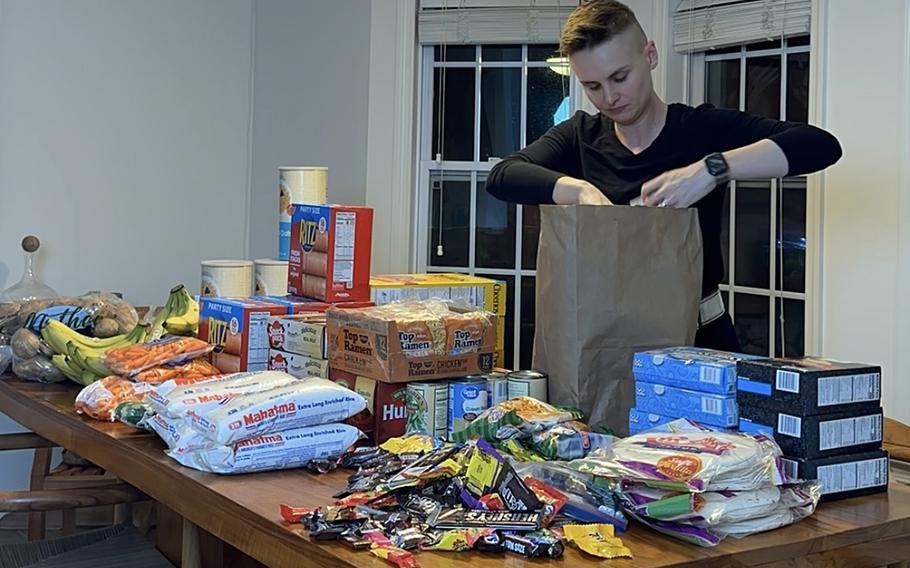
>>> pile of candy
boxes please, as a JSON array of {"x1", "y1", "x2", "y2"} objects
[{"x1": 281, "y1": 435, "x2": 632, "y2": 567}]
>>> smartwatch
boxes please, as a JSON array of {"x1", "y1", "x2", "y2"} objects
[{"x1": 704, "y1": 152, "x2": 731, "y2": 185}]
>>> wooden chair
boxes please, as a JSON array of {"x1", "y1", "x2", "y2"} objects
[{"x1": 0, "y1": 432, "x2": 148, "y2": 540}]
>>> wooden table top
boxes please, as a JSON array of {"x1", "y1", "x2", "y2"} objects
[{"x1": 1, "y1": 375, "x2": 909, "y2": 568}]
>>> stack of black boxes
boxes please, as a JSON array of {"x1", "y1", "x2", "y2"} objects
[{"x1": 737, "y1": 357, "x2": 889, "y2": 501}]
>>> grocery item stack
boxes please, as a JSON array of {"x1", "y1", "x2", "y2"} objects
[
  {"x1": 326, "y1": 299, "x2": 500, "y2": 444},
  {"x1": 569, "y1": 420, "x2": 821, "y2": 546},
  {"x1": 630, "y1": 348, "x2": 758, "y2": 434},
  {"x1": 141, "y1": 370, "x2": 366, "y2": 474},
  {"x1": 737, "y1": 357, "x2": 888, "y2": 501}
]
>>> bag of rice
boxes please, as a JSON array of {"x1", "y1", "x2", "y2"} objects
[
  {"x1": 141, "y1": 413, "x2": 209, "y2": 454},
  {"x1": 167, "y1": 423, "x2": 363, "y2": 474},
  {"x1": 186, "y1": 377, "x2": 367, "y2": 445},
  {"x1": 568, "y1": 429, "x2": 786, "y2": 492},
  {"x1": 147, "y1": 370, "x2": 300, "y2": 418}
]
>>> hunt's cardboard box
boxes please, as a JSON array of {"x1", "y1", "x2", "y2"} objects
[
  {"x1": 253, "y1": 295, "x2": 373, "y2": 315},
  {"x1": 330, "y1": 368, "x2": 406, "y2": 443},
  {"x1": 326, "y1": 303, "x2": 497, "y2": 383},
  {"x1": 370, "y1": 273, "x2": 506, "y2": 366},
  {"x1": 267, "y1": 313, "x2": 327, "y2": 359},
  {"x1": 288, "y1": 205, "x2": 373, "y2": 302},
  {"x1": 268, "y1": 349, "x2": 329, "y2": 379},
  {"x1": 198, "y1": 298, "x2": 286, "y2": 373}
]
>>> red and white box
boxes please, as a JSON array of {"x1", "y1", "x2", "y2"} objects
[
  {"x1": 288, "y1": 204, "x2": 373, "y2": 302},
  {"x1": 330, "y1": 368, "x2": 406, "y2": 444},
  {"x1": 198, "y1": 298, "x2": 286, "y2": 373}
]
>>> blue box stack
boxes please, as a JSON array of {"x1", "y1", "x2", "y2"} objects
[{"x1": 629, "y1": 347, "x2": 759, "y2": 435}]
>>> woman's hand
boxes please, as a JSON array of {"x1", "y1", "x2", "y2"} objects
[
  {"x1": 641, "y1": 161, "x2": 716, "y2": 208},
  {"x1": 553, "y1": 176, "x2": 613, "y2": 206}
]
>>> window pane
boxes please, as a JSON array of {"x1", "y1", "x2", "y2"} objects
[
  {"x1": 706, "y1": 59, "x2": 740, "y2": 110},
  {"x1": 735, "y1": 181, "x2": 771, "y2": 289},
  {"x1": 522, "y1": 205, "x2": 540, "y2": 270},
  {"x1": 786, "y1": 52, "x2": 810, "y2": 123},
  {"x1": 520, "y1": 276, "x2": 536, "y2": 370},
  {"x1": 528, "y1": 44, "x2": 560, "y2": 61},
  {"x1": 720, "y1": 186, "x2": 731, "y2": 284},
  {"x1": 527, "y1": 68, "x2": 571, "y2": 144},
  {"x1": 777, "y1": 178, "x2": 807, "y2": 293},
  {"x1": 434, "y1": 45, "x2": 475, "y2": 62},
  {"x1": 475, "y1": 176, "x2": 516, "y2": 269},
  {"x1": 482, "y1": 45, "x2": 521, "y2": 62},
  {"x1": 428, "y1": 172, "x2": 470, "y2": 267},
  {"x1": 747, "y1": 39, "x2": 782, "y2": 51},
  {"x1": 708, "y1": 45, "x2": 741, "y2": 55},
  {"x1": 787, "y1": 35, "x2": 810, "y2": 47},
  {"x1": 746, "y1": 56, "x2": 782, "y2": 119},
  {"x1": 432, "y1": 68, "x2": 475, "y2": 160},
  {"x1": 775, "y1": 298, "x2": 805, "y2": 357},
  {"x1": 734, "y1": 293, "x2": 770, "y2": 356},
  {"x1": 480, "y1": 68, "x2": 521, "y2": 160},
  {"x1": 478, "y1": 273, "x2": 514, "y2": 370}
]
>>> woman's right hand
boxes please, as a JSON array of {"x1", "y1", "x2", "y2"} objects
[{"x1": 553, "y1": 176, "x2": 613, "y2": 206}]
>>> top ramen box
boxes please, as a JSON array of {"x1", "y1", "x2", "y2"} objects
[
  {"x1": 199, "y1": 298, "x2": 286, "y2": 373},
  {"x1": 737, "y1": 357, "x2": 882, "y2": 416},
  {"x1": 327, "y1": 301, "x2": 497, "y2": 383},
  {"x1": 370, "y1": 273, "x2": 507, "y2": 367},
  {"x1": 252, "y1": 294, "x2": 373, "y2": 315},
  {"x1": 288, "y1": 204, "x2": 373, "y2": 303}
]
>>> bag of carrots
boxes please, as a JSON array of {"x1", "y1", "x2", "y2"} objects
[
  {"x1": 131, "y1": 359, "x2": 222, "y2": 385},
  {"x1": 75, "y1": 377, "x2": 155, "y2": 421},
  {"x1": 103, "y1": 336, "x2": 214, "y2": 378}
]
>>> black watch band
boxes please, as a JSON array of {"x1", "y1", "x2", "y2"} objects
[{"x1": 704, "y1": 152, "x2": 731, "y2": 185}]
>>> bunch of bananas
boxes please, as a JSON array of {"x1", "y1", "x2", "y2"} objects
[
  {"x1": 42, "y1": 320, "x2": 149, "y2": 386},
  {"x1": 149, "y1": 285, "x2": 199, "y2": 339}
]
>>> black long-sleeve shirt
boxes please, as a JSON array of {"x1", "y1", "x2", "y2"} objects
[{"x1": 486, "y1": 103, "x2": 842, "y2": 297}]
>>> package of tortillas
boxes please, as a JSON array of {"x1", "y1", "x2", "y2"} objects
[
  {"x1": 186, "y1": 377, "x2": 367, "y2": 446},
  {"x1": 569, "y1": 420, "x2": 786, "y2": 492},
  {"x1": 624, "y1": 483, "x2": 820, "y2": 546},
  {"x1": 147, "y1": 370, "x2": 301, "y2": 418},
  {"x1": 168, "y1": 423, "x2": 364, "y2": 474}
]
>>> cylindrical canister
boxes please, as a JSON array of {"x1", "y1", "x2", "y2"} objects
[
  {"x1": 507, "y1": 370, "x2": 548, "y2": 402},
  {"x1": 466, "y1": 372, "x2": 508, "y2": 408},
  {"x1": 447, "y1": 378, "x2": 488, "y2": 441},
  {"x1": 406, "y1": 381, "x2": 449, "y2": 439},
  {"x1": 278, "y1": 166, "x2": 328, "y2": 261},
  {"x1": 254, "y1": 258, "x2": 288, "y2": 297},
  {"x1": 201, "y1": 260, "x2": 253, "y2": 298}
]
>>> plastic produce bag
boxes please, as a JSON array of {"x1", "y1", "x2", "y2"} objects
[
  {"x1": 75, "y1": 377, "x2": 156, "y2": 421},
  {"x1": 568, "y1": 429, "x2": 787, "y2": 492},
  {"x1": 103, "y1": 336, "x2": 213, "y2": 377},
  {"x1": 131, "y1": 359, "x2": 222, "y2": 385},
  {"x1": 167, "y1": 423, "x2": 363, "y2": 474},
  {"x1": 11, "y1": 354, "x2": 66, "y2": 383},
  {"x1": 0, "y1": 346, "x2": 11, "y2": 375}
]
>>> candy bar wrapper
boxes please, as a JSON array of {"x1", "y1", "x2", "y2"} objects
[
  {"x1": 502, "y1": 531, "x2": 565, "y2": 558},
  {"x1": 523, "y1": 477, "x2": 569, "y2": 527},
  {"x1": 380, "y1": 434, "x2": 438, "y2": 456},
  {"x1": 422, "y1": 528, "x2": 493, "y2": 552},
  {"x1": 563, "y1": 524, "x2": 633, "y2": 559},
  {"x1": 370, "y1": 545, "x2": 419, "y2": 568},
  {"x1": 280, "y1": 504, "x2": 316, "y2": 524}
]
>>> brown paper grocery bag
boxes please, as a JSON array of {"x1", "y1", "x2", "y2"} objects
[{"x1": 533, "y1": 205, "x2": 703, "y2": 435}]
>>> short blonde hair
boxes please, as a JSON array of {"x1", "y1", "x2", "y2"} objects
[{"x1": 559, "y1": 0, "x2": 644, "y2": 55}]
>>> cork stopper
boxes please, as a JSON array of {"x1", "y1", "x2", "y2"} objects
[{"x1": 21, "y1": 235, "x2": 40, "y2": 253}]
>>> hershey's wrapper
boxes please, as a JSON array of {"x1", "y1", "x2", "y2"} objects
[{"x1": 429, "y1": 507, "x2": 542, "y2": 531}]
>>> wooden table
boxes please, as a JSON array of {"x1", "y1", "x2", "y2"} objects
[{"x1": 1, "y1": 376, "x2": 909, "y2": 568}]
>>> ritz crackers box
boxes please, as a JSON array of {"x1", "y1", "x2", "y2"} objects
[
  {"x1": 287, "y1": 205, "x2": 373, "y2": 303},
  {"x1": 199, "y1": 298, "x2": 287, "y2": 373}
]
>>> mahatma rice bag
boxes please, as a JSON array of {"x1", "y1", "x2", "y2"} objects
[
  {"x1": 568, "y1": 428, "x2": 786, "y2": 492},
  {"x1": 147, "y1": 370, "x2": 300, "y2": 418},
  {"x1": 185, "y1": 377, "x2": 366, "y2": 445}
]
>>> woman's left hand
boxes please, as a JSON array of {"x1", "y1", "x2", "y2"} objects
[{"x1": 641, "y1": 161, "x2": 717, "y2": 208}]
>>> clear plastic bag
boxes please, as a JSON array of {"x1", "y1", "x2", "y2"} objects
[
  {"x1": 0, "y1": 346, "x2": 12, "y2": 375},
  {"x1": 11, "y1": 354, "x2": 66, "y2": 383}
]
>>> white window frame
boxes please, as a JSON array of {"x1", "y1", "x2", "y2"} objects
[
  {"x1": 413, "y1": 44, "x2": 578, "y2": 369},
  {"x1": 688, "y1": 38, "x2": 813, "y2": 357}
]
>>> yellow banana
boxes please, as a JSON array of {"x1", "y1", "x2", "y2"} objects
[
  {"x1": 42, "y1": 319, "x2": 127, "y2": 354},
  {"x1": 163, "y1": 287, "x2": 199, "y2": 336}
]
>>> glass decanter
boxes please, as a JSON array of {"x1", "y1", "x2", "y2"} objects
[{"x1": 1, "y1": 236, "x2": 58, "y2": 302}]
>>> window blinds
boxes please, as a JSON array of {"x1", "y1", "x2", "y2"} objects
[
  {"x1": 674, "y1": 0, "x2": 811, "y2": 53},
  {"x1": 418, "y1": 1, "x2": 578, "y2": 45}
]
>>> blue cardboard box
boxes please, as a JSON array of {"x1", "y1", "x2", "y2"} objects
[
  {"x1": 634, "y1": 380, "x2": 738, "y2": 428},
  {"x1": 633, "y1": 347, "x2": 760, "y2": 395}
]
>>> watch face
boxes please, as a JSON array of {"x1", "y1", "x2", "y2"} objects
[{"x1": 706, "y1": 154, "x2": 729, "y2": 176}]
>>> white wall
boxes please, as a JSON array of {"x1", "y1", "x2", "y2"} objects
[
  {"x1": 818, "y1": 0, "x2": 910, "y2": 425},
  {"x1": 247, "y1": 0, "x2": 372, "y2": 260}
]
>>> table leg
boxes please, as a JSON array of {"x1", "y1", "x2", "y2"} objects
[{"x1": 182, "y1": 518, "x2": 201, "y2": 568}]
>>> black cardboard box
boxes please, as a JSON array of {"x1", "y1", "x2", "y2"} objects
[
  {"x1": 736, "y1": 357, "x2": 881, "y2": 415},
  {"x1": 781, "y1": 449, "x2": 890, "y2": 502},
  {"x1": 739, "y1": 405, "x2": 883, "y2": 459}
]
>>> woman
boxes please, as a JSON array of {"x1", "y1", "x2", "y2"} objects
[{"x1": 486, "y1": 0, "x2": 842, "y2": 351}]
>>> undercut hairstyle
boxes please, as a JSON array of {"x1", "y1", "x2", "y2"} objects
[{"x1": 559, "y1": 0, "x2": 645, "y2": 56}]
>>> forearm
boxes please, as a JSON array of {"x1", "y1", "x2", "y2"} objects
[
  {"x1": 486, "y1": 159, "x2": 562, "y2": 205},
  {"x1": 723, "y1": 138, "x2": 789, "y2": 180}
]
